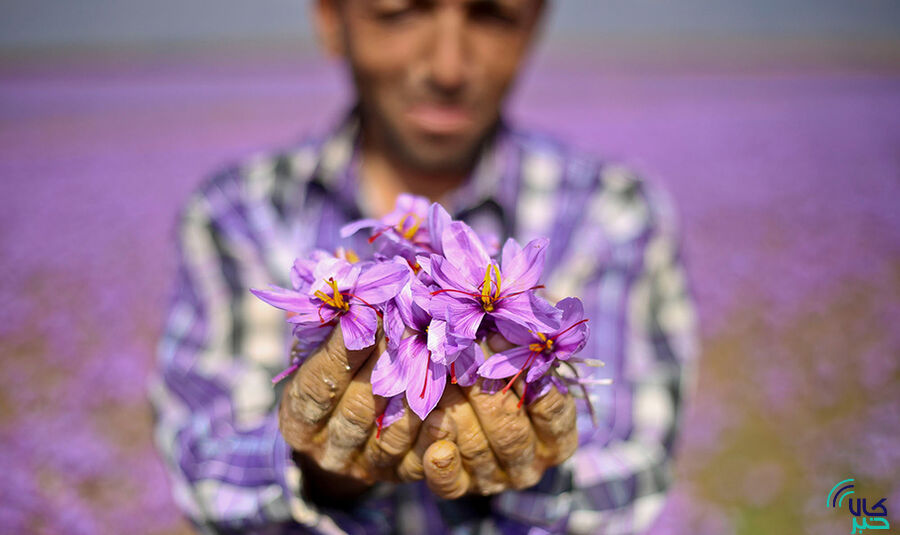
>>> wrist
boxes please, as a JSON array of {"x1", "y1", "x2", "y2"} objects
[{"x1": 293, "y1": 450, "x2": 372, "y2": 508}]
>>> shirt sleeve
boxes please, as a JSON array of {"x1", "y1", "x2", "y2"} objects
[
  {"x1": 491, "y1": 166, "x2": 700, "y2": 535},
  {"x1": 148, "y1": 169, "x2": 387, "y2": 534}
]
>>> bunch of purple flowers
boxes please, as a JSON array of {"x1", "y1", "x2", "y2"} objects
[{"x1": 252, "y1": 194, "x2": 603, "y2": 434}]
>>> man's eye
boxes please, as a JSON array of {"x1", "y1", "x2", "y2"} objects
[
  {"x1": 468, "y1": 3, "x2": 519, "y2": 26},
  {"x1": 373, "y1": 2, "x2": 429, "y2": 23},
  {"x1": 375, "y1": 8, "x2": 416, "y2": 22}
]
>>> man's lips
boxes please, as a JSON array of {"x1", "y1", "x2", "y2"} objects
[{"x1": 405, "y1": 104, "x2": 473, "y2": 135}]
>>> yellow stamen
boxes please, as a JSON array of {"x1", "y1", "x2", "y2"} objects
[
  {"x1": 480, "y1": 264, "x2": 503, "y2": 312},
  {"x1": 481, "y1": 265, "x2": 494, "y2": 311},
  {"x1": 528, "y1": 333, "x2": 554, "y2": 353},
  {"x1": 492, "y1": 264, "x2": 502, "y2": 299},
  {"x1": 314, "y1": 278, "x2": 349, "y2": 312},
  {"x1": 396, "y1": 213, "x2": 422, "y2": 241},
  {"x1": 344, "y1": 248, "x2": 360, "y2": 263}
]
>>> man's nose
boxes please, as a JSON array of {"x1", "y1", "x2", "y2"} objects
[{"x1": 427, "y1": 11, "x2": 469, "y2": 95}]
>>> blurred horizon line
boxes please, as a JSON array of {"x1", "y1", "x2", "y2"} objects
[{"x1": 2, "y1": 35, "x2": 899, "y2": 75}]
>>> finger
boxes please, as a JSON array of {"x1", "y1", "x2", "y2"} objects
[
  {"x1": 462, "y1": 378, "x2": 542, "y2": 490},
  {"x1": 423, "y1": 440, "x2": 471, "y2": 500},
  {"x1": 486, "y1": 331, "x2": 515, "y2": 353},
  {"x1": 397, "y1": 405, "x2": 457, "y2": 482},
  {"x1": 512, "y1": 377, "x2": 578, "y2": 466},
  {"x1": 318, "y1": 342, "x2": 386, "y2": 473},
  {"x1": 439, "y1": 385, "x2": 508, "y2": 495},
  {"x1": 359, "y1": 398, "x2": 422, "y2": 481},
  {"x1": 280, "y1": 326, "x2": 379, "y2": 451}
]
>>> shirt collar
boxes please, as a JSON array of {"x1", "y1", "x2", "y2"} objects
[{"x1": 306, "y1": 106, "x2": 520, "y2": 227}]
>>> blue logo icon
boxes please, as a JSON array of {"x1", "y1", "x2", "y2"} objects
[{"x1": 828, "y1": 479, "x2": 890, "y2": 533}]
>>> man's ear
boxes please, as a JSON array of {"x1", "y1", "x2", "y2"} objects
[{"x1": 313, "y1": 0, "x2": 345, "y2": 58}]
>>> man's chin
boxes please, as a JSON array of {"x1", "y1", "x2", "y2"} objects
[{"x1": 390, "y1": 131, "x2": 491, "y2": 176}]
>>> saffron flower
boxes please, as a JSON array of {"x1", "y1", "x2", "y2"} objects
[
  {"x1": 479, "y1": 297, "x2": 591, "y2": 405},
  {"x1": 251, "y1": 256, "x2": 409, "y2": 351},
  {"x1": 252, "y1": 196, "x2": 608, "y2": 425},
  {"x1": 341, "y1": 193, "x2": 435, "y2": 262},
  {"x1": 426, "y1": 221, "x2": 561, "y2": 340},
  {"x1": 372, "y1": 277, "x2": 484, "y2": 420}
]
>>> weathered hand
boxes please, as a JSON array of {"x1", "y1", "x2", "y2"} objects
[
  {"x1": 396, "y1": 337, "x2": 579, "y2": 499},
  {"x1": 278, "y1": 325, "x2": 422, "y2": 501}
]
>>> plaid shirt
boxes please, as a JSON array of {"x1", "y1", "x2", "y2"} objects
[{"x1": 150, "y1": 109, "x2": 698, "y2": 535}]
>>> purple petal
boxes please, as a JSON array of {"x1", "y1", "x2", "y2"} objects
[
  {"x1": 500, "y1": 237, "x2": 522, "y2": 269},
  {"x1": 492, "y1": 293, "x2": 560, "y2": 332},
  {"x1": 382, "y1": 299, "x2": 405, "y2": 351},
  {"x1": 407, "y1": 277, "x2": 434, "y2": 330},
  {"x1": 528, "y1": 292, "x2": 563, "y2": 331},
  {"x1": 452, "y1": 342, "x2": 484, "y2": 387},
  {"x1": 494, "y1": 317, "x2": 537, "y2": 346},
  {"x1": 478, "y1": 346, "x2": 533, "y2": 379},
  {"x1": 354, "y1": 261, "x2": 410, "y2": 304},
  {"x1": 427, "y1": 202, "x2": 452, "y2": 254},
  {"x1": 525, "y1": 376, "x2": 556, "y2": 404},
  {"x1": 549, "y1": 375, "x2": 569, "y2": 396},
  {"x1": 380, "y1": 395, "x2": 406, "y2": 429},
  {"x1": 441, "y1": 221, "x2": 492, "y2": 283},
  {"x1": 500, "y1": 237, "x2": 549, "y2": 294},
  {"x1": 290, "y1": 258, "x2": 317, "y2": 291},
  {"x1": 428, "y1": 254, "x2": 478, "y2": 293},
  {"x1": 431, "y1": 292, "x2": 485, "y2": 340},
  {"x1": 525, "y1": 354, "x2": 554, "y2": 383},
  {"x1": 551, "y1": 297, "x2": 589, "y2": 351},
  {"x1": 427, "y1": 319, "x2": 449, "y2": 364},
  {"x1": 310, "y1": 259, "x2": 359, "y2": 297},
  {"x1": 371, "y1": 347, "x2": 408, "y2": 398},
  {"x1": 406, "y1": 348, "x2": 447, "y2": 421},
  {"x1": 340, "y1": 218, "x2": 382, "y2": 238},
  {"x1": 290, "y1": 323, "x2": 333, "y2": 354},
  {"x1": 388, "y1": 193, "x2": 430, "y2": 226},
  {"x1": 340, "y1": 304, "x2": 378, "y2": 350},
  {"x1": 409, "y1": 276, "x2": 435, "y2": 316},
  {"x1": 556, "y1": 297, "x2": 585, "y2": 326},
  {"x1": 251, "y1": 286, "x2": 316, "y2": 315}
]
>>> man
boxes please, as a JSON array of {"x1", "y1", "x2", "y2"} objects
[{"x1": 151, "y1": 1, "x2": 698, "y2": 533}]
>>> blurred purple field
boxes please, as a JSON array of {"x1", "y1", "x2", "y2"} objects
[{"x1": 1, "y1": 51, "x2": 898, "y2": 534}]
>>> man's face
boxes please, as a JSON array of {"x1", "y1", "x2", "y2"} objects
[{"x1": 317, "y1": 0, "x2": 545, "y2": 174}]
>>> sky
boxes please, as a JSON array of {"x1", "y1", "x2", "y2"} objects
[{"x1": 2, "y1": 0, "x2": 899, "y2": 50}]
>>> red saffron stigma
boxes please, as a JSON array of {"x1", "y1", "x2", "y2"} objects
[
  {"x1": 420, "y1": 368, "x2": 429, "y2": 399},
  {"x1": 551, "y1": 318, "x2": 590, "y2": 341},
  {"x1": 450, "y1": 362, "x2": 457, "y2": 384},
  {"x1": 502, "y1": 351, "x2": 539, "y2": 394},
  {"x1": 368, "y1": 229, "x2": 386, "y2": 244},
  {"x1": 375, "y1": 412, "x2": 385, "y2": 439},
  {"x1": 431, "y1": 288, "x2": 481, "y2": 299},
  {"x1": 517, "y1": 382, "x2": 528, "y2": 409}
]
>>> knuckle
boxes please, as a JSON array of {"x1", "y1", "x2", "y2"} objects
[
  {"x1": 320, "y1": 339, "x2": 349, "y2": 370},
  {"x1": 535, "y1": 391, "x2": 568, "y2": 420},
  {"x1": 456, "y1": 430, "x2": 492, "y2": 463},
  {"x1": 533, "y1": 395, "x2": 576, "y2": 437},
  {"x1": 397, "y1": 452, "x2": 424, "y2": 482},
  {"x1": 510, "y1": 467, "x2": 542, "y2": 490},
  {"x1": 289, "y1": 370, "x2": 339, "y2": 425},
  {"x1": 374, "y1": 431, "x2": 411, "y2": 459},
  {"x1": 329, "y1": 394, "x2": 374, "y2": 448},
  {"x1": 491, "y1": 421, "x2": 532, "y2": 458}
]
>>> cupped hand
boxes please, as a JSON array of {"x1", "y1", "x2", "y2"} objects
[
  {"x1": 397, "y1": 336, "x2": 579, "y2": 499},
  {"x1": 278, "y1": 325, "x2": 422, "y2": 501}
]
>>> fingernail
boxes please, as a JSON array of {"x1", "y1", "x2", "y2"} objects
[{"x1": 432, "y1": 454, "x2": 453, "y2": 469}]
